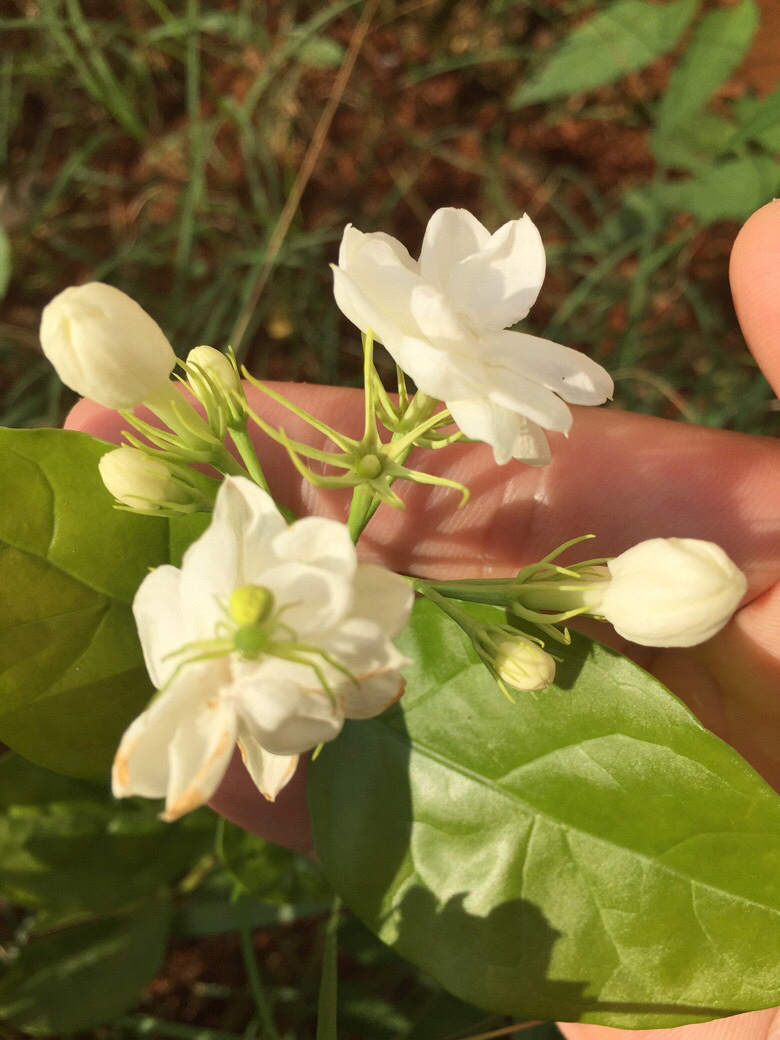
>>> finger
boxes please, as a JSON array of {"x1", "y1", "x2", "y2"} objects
[
  {"x1": 558, "y1": 1006, "x2": 780, "y2": 1040},
  {"x1": 730, "y1": 200, "x2": 780, "y2": 396}
]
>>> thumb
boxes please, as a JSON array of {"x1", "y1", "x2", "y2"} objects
[{"x1": 729, "y1": 200, "x2": 780, "y2": 397}]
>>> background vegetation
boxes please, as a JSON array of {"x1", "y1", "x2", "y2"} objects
[{"x1": 0, "y1": 0, "x2": 778, "y2": 1036}]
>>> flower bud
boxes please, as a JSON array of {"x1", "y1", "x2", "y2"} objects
[
  {"x1": 493, "y1": 635, "x2": 556, "y2": 692},
  {"x1": 98, "y1": 446, "x2": 201, "y2": 512},
  {"x1": 40, "y1": 283, "x2": 176, "y2": 409},
  {"x1": 596, "y1": 538, "x2": 747, "y2": 648},
  {"x1": 186, "y1": 345, "x2": 241, "y2": 394}
]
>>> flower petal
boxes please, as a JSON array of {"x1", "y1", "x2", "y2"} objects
[
  {"x1": 447, "y1": 214, "x2": 546, "y2": 330},
  {"x1": 343, "y1": 669, "x2": 406, "y2": 719},
  {"x1": 486, "y1": 329, "x2": 614, "y2": 405},
  {"x1": 272, "y1": 516, "x2": 357, "y2": 579},
  {"x1": 448, "y1": 398, "x2": 551, "y2": 465},
  {"x1": 334, "y1": 232, "x2": 424, "y2": 343},
  {"x1": 261, "y1": 562, "x2": 354, "y2": 636},
  {"x1": 236, "y1": 735, "x2": 298, "y2": 802},
  {"x1": 418, "y1": 208, "x2": 491, "y2": 291},
  {"x1": 111, "y1": 660, "x2": 232, "y2": 821},
  {"x1": 351, "y1": 564, "x2": 414, "y2": 637},
  {"x1": 233, "y1": 670, "x2": 344, "y2": 756},
  {"x1": 163, "y1": 692, "x2": 237, "y2": 821},
  {"x1": 133, "y1": 565, "x2": 189, "y2": 688}
]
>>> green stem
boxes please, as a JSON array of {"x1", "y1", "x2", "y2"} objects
[
  {"x1": 239, "y1": 921, "x2": 282, "y2": 1040},
  {"x1": 229, "y1": 423, "x2": 270, "y2": 492},
  {"x1": 213, "y1": 446, "x2": 251, "y2": 479}
]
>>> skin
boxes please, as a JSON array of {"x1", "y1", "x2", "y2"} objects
[{"x1": 66, "y1": 200, "x2": 780, "y2": 1037}]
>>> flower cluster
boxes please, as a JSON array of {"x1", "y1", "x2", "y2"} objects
[
  {"x1": 36, "y1": 206, "x2": 749, "y2": 819},
  {"x1": 113, "y1": 477, "x2": 413, "y2": 820}
]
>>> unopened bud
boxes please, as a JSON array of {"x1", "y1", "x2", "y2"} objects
[
  {"x1": 493, "y1": 635, "x2": 556, "y2": 692},
  {"x1": 98, "y1": 446, "x2": 202, "y2": 512},
  {"x1": 597, "y1": 538, "x2": 747, "y2": 648},
  {"x1": 186, "y1": 345, "x2": 241, "y2": 394},
  {"x1": 40, "y1": 283, "x2": 176, "y2": 409}
]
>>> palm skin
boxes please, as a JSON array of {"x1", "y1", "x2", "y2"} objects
[{"x1": 66, "y1": 201, "x2": 780, "y2": 1037}]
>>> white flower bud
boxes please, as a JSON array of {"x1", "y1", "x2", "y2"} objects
[
  {"x1": 98, "y1": 446, "x2": 195, "y2": 511},
  {"x1": 186, "y1": 345, "x2": 241, "y2": 393},
  {"x1": 493, "y1": 635, "x2": 556, "y2": 692},
  {"x1": 40, "y1": 283, "x2": 176, "y2": 409},
  {"x1": 597, "y1": 538, "x2": 747, "y2": 648}
]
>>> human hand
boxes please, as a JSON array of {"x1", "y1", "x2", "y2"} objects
[{"x1": 65, "y1": 201, "x2": 780, "y2": 1031}]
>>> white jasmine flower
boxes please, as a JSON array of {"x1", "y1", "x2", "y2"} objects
[
  {"x1": 112, "y1": 477, "x2": 413, "y2": 820},
  {"x1": 332, "y1": 207, "x2": 613, "y2": 465},
  {"x1": 40, "y1": 282, "x2": 176, "y2": 409},
  {"x1": 595, "y1": 538, "x2": 747, "y2": 648}
]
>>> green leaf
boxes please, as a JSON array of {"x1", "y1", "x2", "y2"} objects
[
  {"x1": 0, "y1": 754, "x2": 214, "y2": 915},
  {"x1": 729, "y1": 91, "x2": 780, "y2": 150},
  {"x1": 217, "y1": 818, "x2": 329, "y2": 903},
  {"x1": 0, "y1": 898, "x2": 170, "y2": 1035},
  {"x1": 511, "y1": 0, "x2": 698, "y2": 107},
  {"x1": 309, "y1": 600, "x2": 780, "y2": 1028},
  {"x1": 0, "y1": 428, "x2": 194, "y2": 778},
  {"x1": 649, "y1": 156, "x2": 780, "y2": 221},
  {"x1": 650, "y1": 111, "x2": 734, "y2": 170},
  {"x1": 294, "y1": 35, "x2": 346, "y2": 68},
  {"x1": 656, "y1": 0, "x2": 759, "y2": 134}
]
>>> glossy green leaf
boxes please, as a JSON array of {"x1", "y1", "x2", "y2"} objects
[
  {"x1": 511, "y1": 0, "x2": 697, "y2": 107},
  {"x1": 0, "y1": 754, "x2": 215, "y2": 914},
  {"x1": 0, "y1": 427, "x2": 195, "y2": 778},
  {"x1": 656, "y1": 0, "x2": 759, "y2": 134},
  {"x1": 309, "y1": 600, "x2": 780, "y2": 1028},
  {"x1": 0, "y1": 898, "x2": 170, "y2": 1034}
]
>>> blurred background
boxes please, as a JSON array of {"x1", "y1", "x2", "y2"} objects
[{"x1": 0, "y1": 0, "x2": 778, "y2": 1037}]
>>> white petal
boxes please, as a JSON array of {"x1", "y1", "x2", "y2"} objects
[
  {"x1": 214, "y1": 477, "x2": 288, "y2": 580},
  {"x1": 486, "y1": 373, "x2": 573, "y2": 434},
  {"x1": 351, "y1": 564, "x2": 414, "y2": 637},
  {"x1": 112, "y1": 661, "x2": 231, "y2": 820},
  {"x1": 261, "y1": 562, "x2": 354, "y2": 636},
  {"x1": 133, "y1": 565, "x2": 188, "y2": 688},
  {"x1": 487, "y1": 330, "x2": 614, "y2": 405},
  {"x1": 334, "y1": 235, "x2": 425, "y2": 343},
  {"x1": 178, "y1": 516, "x2": 238, "y2": 637},
  {"x1": 446, "y1": 215, "x2": 546, "y2": 330},
  {"x1": 163, "y1": 693, "x2": 237, "y2": 821},
  {"x1": 409, "y1": 284, "x2": 471, "y2": 348},
  {"x1": 418, "y1": 208, "x2": 490, "y2": 291},
  {"x1": 448, "y1": 398, "x2": 551, "y2": 465},
  {"x1": 236, "y1": 735, "x2": 298, "y2": 801},
  {"x1": 272, "y1": 516, "x2": 356, "y2": 579},
  {"x1": 343, "y1": 669, "x2": 406, "y2": 720},
  {"x1": 388, "y1": 333, "x2": 480, "y2": 402},
  {"x1": 233, "y1": 670, "x2": 344, "y2": 756}
]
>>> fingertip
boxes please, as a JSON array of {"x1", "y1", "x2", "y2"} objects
[
  {"x1": 63, "y1": 397, "x2": 122, "y2": 439},
  {"x1": 729, "y1": 200, "x2": 780, "y2": 396}
]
